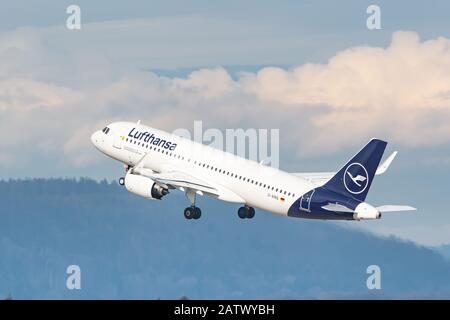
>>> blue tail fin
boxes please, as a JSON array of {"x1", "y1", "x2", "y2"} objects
[{"x1": 323, "y1": 139, "x2": 387, "y2": 202}]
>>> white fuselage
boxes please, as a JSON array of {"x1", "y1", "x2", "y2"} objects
[{"x1": 91, "y1": 121, "x2": 314, "y2": 216}]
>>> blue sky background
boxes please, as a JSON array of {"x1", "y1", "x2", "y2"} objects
[{"x1": 0, "y1": 0, "x2": 449, "y2": 249}]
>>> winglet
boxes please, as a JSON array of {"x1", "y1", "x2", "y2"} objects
[{"x1": 375, "y1": 151, "x2": 397, "y2": 175}]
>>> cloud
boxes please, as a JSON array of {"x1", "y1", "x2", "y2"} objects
[
  {"x1": 240, "y1": 31, "x2": 450, "y2": 153},
  {"x1": 0, "y1": 22, "x2": 449, "y2": 169},
  {"x1": 0, "y1": 78, "x2": 80, "y2": 112},
  {"x1": 172, "y1": 68, "x2": 235, "y2": 99}
]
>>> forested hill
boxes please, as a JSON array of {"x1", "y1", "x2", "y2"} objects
[{"x1": 1, "y1": 178, "x2": 449, "y2": 299}]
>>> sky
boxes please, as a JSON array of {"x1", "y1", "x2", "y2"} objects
[{"x1": 0, "y1": 0, "x2": 449, "y2": 246}]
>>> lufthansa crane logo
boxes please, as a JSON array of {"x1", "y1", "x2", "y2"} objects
[{"x1": 343, "y1": 163, "x2": 369, "y2": 194}]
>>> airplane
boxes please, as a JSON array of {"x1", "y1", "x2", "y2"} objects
[{"x1": 91, "y1": 121, "x2": 416, "y2": 221}]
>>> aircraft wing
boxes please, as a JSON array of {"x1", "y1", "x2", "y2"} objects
[
  {"x1": 128, "y1": 153, "x2": 222, "y2": 196},
  {"x1": 146, "y1": 170, "x2": 219, "y2": 195},
  {"x1": 292, "y1": 172, "x2": 335, "y2": 186},
  {"x1": 141, "y1": 169, "x2": 245, "y2": 204},
  {"x1": 291, "y1": 151, "x2": 398, "y2": 186}
]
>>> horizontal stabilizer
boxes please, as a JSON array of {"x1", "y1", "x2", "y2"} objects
[
  {"x1": 322, "y1": 203, "x2": 354, "y2": 213},
  {"x1": 376, "y1": 205, "x2": 417, "y2": 212},
  {"x1": 323, "y1": 203, "x2": 417, "y2": 213}
]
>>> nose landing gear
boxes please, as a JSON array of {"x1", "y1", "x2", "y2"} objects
[{"x1": 119, "y1": 164, "x2": 131, "y2": 186}]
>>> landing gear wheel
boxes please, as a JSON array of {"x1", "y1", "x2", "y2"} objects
[
  {"x1": 193, "y1": 207, "x2": 202, "y2": 220},
  {"x1": 184, "y1": 207, "x2": 195, "y2": 220},
  {"x1": 119, "y1": 177, "x2": 125, "y2": 186},
  {"x1": 184, "y1": 206, "x2": 201, "y2": 220},
  {"x1": 238, "y1": 206, "x2": 255, "y2": 219},
  {"x1": 238, "y1": 207, "x2": 248, "y2": 219},
  {"x1": 247, "y1": 207, "x2": 255, "y2": 219}
]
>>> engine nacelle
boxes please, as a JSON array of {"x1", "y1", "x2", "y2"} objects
[
  {"x1": 124, "y1": 174, "x2": 168, "y2": 200},
  {"x1": 353, "y1": 202, "x2": 381, "y2": 220}
]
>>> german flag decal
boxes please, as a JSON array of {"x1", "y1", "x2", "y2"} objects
[{"x1": 280, "y1": 197, "x2": 285, "y2": 202}]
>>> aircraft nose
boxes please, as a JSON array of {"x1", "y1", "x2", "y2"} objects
[{"x1": 91, "y1": 131, "x2": 102, "y2": 148}]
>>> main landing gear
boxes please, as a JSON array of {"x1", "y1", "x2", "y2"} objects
[
  {"x1": 238, "y1": 206, "x2": 255, "y2": 219},
  {"x1": 184, "y1": 189, "x2": 202, "y2": 220},
  {"x1": 184, "y1": 206, "x2": 202, "y2": 220}
]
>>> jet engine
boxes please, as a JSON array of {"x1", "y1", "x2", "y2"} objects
[{"x1": 124, "y1": 173, "x2": 169, "y2": 200}]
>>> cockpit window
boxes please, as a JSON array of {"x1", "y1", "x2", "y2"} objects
[{"x1": 102, "y1": 127, "x2": 110, "y2": 134}]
